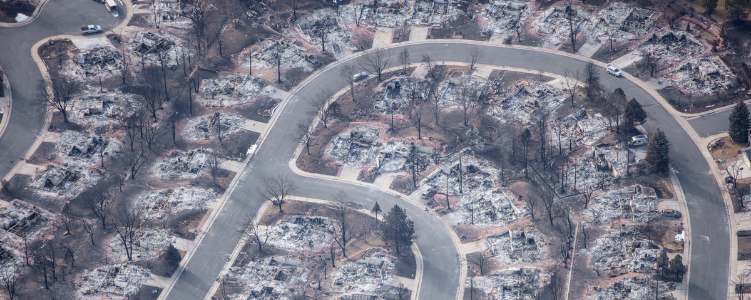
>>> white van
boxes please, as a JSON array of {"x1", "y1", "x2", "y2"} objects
[
  {"x1": 105, "y1": 0, "x2": 119, "y2": 17},
  {"x1": 630, "y1": 135, "x2": 648, "y2": 147}
]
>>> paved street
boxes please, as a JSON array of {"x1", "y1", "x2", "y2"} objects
[
  {"x1": 688, "y1": 105, "x2": 747, "y2": 138},
  {"x1": 0, "y1": 0, "x2": 122, "y2": 178}
]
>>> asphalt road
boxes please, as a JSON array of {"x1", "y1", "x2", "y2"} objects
[
  {"x1": 168, "y1": 43, "x2": 729, "y2": 300},
  {"x1": 688, "y1": 104, "x2": 746, "y2": 138},
  {"x1": 0, "y1": 0, "x2": 122, "y2": 178}
]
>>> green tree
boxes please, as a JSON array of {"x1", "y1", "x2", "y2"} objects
[
  {"x1": 657, "y1": 251, "x2": 669, "y2": 276},
  {"x1": 702, "y1": 0, "x2": 719, "y2": 14},
  {"x1": 381, "y1": 205, "x2": 416, "y2": 256},
  {"x1": 726, "y1": 0, "x2": 751, "y2": 20},
  {"x1": 621, "y1": 98, "x2": 647, "y2": 136},
  {"x1": 729, "y1": 101, "x2": 751, "y2": 144},
  {"x1": 669, "y1": 254, "x2": 687, "y2": 281},
  {"x1": 645, "y1": 128, "x2": 670, "y2": 174}
]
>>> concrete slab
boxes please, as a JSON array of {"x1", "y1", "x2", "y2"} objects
[
  {"x1": 374, "y1": 173, "x2": 396, "y2": 189},
  {"x1": 610, "y1": 52, "x2": 642, "y2": 69},
  {"x1": 460, "y1": 241, "x2": 484, "y2": 253},
  {"x1": 219, "y1": 160, "x2": 245, "y2": 173},
  {"x1": 339, "y1": 165, "x2": 360, "y2": 181},
  {"x1": 173, "y1": 237, "x2": 195, "y2": 251},
  {"x1": 373, "y1": 28, "x2": 394, "y2": 48},
  {"x1": 657, "y1": 200, "x2": 681, "y2": 212},
  {"x1": 69, "y1": 37, "x2": 114, "y2": 52},
  {"x1": 471, "y1": 65, "x2": 493, "y2": 79},
  {"x1": 243, "y1": 119, "x2": 267, "y2": 133},
  {"x1": 409, "y1": 27, "x2": 429, "y2": 41},
  {"x1": 0, "y1": 199, "x2": 9, "y2": 209},
  {"x1": 575, "y1": 41, "x2": 602, "y2": 58},
  {"x1": 16, "y1": 163, "x2": 42, "y2": 176},
  {"x1": 143, "y1": 274, "x2": 171, "y2": 289}
]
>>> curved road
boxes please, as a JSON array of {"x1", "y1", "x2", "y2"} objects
[
  {"x1": 0, "y1": 3, "x2": 729, "y2": 300},
  {"x1": 0, "y1": 0, "x2": 123, "y2": 178}
]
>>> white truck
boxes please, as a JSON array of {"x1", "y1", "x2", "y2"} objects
[{"x1": 81, "y1": 25, "x2": 102, "y2": 35}]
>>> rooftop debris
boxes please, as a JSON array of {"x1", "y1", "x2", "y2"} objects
[
  {"x1": 69, "y1": 93, "x2": 144, "y2": 127},
  {"x1": 436, "y1": 75, "x2": 488, "y2": 110},
  {"x1": 266, "y1": 215, "x2": 336, "y2": 251},
  {"x1": 664, "y1": 56, "x2": 735, "y2": 95},
  {"x1": 53, "y1": 130, "x2": 118, "y2": 170},
  {"x1": 638, "y1": 31, "x2": 705, "y2": 62},
  {"x1": 182, "y1": 112, "x2": 248, "y2": 141},
  {"x1": 76, "y1": 264, "x2": 153, "y2": 299},
  {"x1": 587, "y1": 276, "x2": 673, "y2": 300},
  {"x1": 586, "y1": 2, "x2": 656, "y2": 43},
  {"x1": 199, "y1": 74, "x2": 269, "y2": 107},
  {"x1": 325, "y1": 126, "x2": 384, "y2": 167},
  {"x1": 485, "y1": 228, "x2": 546, "y2": 265},
  {"x1": 374, "y1": 77, "x2": 430, "y2": 114},
  {"x1": 470, "y1": 267, "x2": 550, "y2": 299},
  {"x1": 135, "y1": 187, "x2": 217, "y2": 219},
  {"x1": 297, "y1": 9, "x2": 358, "y2": 59},
  {"x1": 107, "y1": 229, "x2": 173, "y2": 263},
  {"x1": 227, "y1": 256, "x2": 309, "y2": 300},
  {"x1": 30, "y1": 164, "x2": 101, "y2": 199},
  {"x1": 153, "y1": 149, "x2": 211, "y2": 180},
  {"x1": 480, "y1": 1, "x2": 531, "y2": 43},
  {"x1": 585, "y1": 186, "x2": 659, "y2": 225},
  {"x1": 250, "y1": 38, "x2": 316, "y2": 72},
  {"x1": 487, "y1": 80, "x2": 566, "y2": 124},
  {"x1": 332, "y1": 252, "x2": 396, "y2": 293},
  {"x1": 0, "y1": 200, "x2": 54, "y2": 239},
  {"x1": 590, "y1": 228, "x2": 660, "y2": 275},
  {"x1": 533, "y1": 4, "x2": 592, "y2": 48},
  {"x1": 565, "y1": 144, "x2": 630, "y2": 191}
]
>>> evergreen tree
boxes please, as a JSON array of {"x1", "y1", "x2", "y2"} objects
[
  {"x1": 657, "y1": 251, "x2": 669, "y2": 276},
  {"x1": 669, "y1": 254, "x2": 687, "y2": 281},
  {"x1": 729, "y1": 101, "x2": 751, "y2": 144},
  {"x1": 620, "y1": 98, "x2": 648, "y2": 138},
  {"x1": 381, "y1": 205, "x2": 416, "y2": 256},
  {"x1": 702, "y1": 0, "x2": 719, "y2": 14},
  {"x1": 645, "y1": 128, "x2": 670, "y2": 174}
]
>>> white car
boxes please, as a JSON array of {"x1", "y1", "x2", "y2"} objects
[
  {"x1": 606, "y1": 64, "x2": 622, "y2": 77},
  {"x1": 352, "y1": 72, "x2": 368, "y2": 82}
]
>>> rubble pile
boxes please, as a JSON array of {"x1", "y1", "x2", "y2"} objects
[
  {"x1": 665, "y1": 57, "x2": 735, "y2": 94},
  {"x1": 586, "y1": 3, "x2": 656, "y2": 43},
  {"x1": 585, "y1": 186, "x2": 659, "y2": 225},
  {"x1": 266, "y1": 216, "x2": 336, "y2": 251},
  {"x1": 199, "y1": 74, "x2": 269, "y2": 107},
  {"x1": 590, "y1": 229, "x2": 659, "y2": 275},
  {"x1": 77, "y1": 47, "x2": 122, "y2": 72},
  {"x1": 154, "y1": 0, "x2": 186, "y2": 23},
  {"x1": 54, "y1": 131, "x2": 118, "y2": 169},
  {"x1": 0, "y1": 231, "x2": 24, "y2": 267},
  {"x1": 481, "y1": 1, "x2": 530, "y2": 42},
  {"x1": 107, "y1": 229, "x2": 172, "y2": 263},
  {"x1": 376, "y1": 140, "x2": 437, "y2": 174},
  {"x1": 297, "y1": 9, "x2": 357, "y2": 59},
  {"x1": 325, "y1": 126, "x2": 384, "y2": 167},
  {"x1": 571, "y1": 111, "x2": 608, "y2": 146},
  {"x1": 436, "y1": 75, "x2": 488, "y2": 110},
  {"x1": 355, "y1": 0, "x2": 413, "y2": 28},
  {"x1": 76, "y1": 264, "x2": 153, "y2": 298},
  {"x1": 638, "y1": 31, "x2": 705, "y2": 62},
  {"x1": 332, "y1": 252, "x2": 396, "y2": 293},
  {"x1": 488, "y1": 80, "x2": 566, "y2": 124},
  {"x1": 533, "y1": 5, "x2": 591, "y2": 47},
  {"x1": 485, "y1": 228, "x2": 545, "y2": 265},
  {"x1": 154, "y1": 149, "x2": 211, "y2": 180},
  {"x1": 183, "y1": 112, "x2": 247, "y2": 141},
  {"x1": 565, "y1": 145, "x2": 628, "y2": 191},
  {"x1": 471, "y1": 267, "x2": 549, "y2": 299},
  {"x1": 127, "y1": 31, "x2": 182, "y2": 67},
  {"x1": 253, "y1": 39, "x2": 316, "y2": 72},
  {"x1": 70, "y1": 93, "x2": 144, "y2": 126},
  {"x1": 588, "y1": 276, "x2": 672, "y2": 300},
  {"x1": 136, "y1": 187, "x2": 216, "y2": 219},
  {"x1": 229, "y1": 256, "x2": 309, "y2": 300},
  {"x1": 374, "y1": 77, "x2": 430, "y2": 114},
  {"x1": 0, "y1": 200, "x2": 54, "y2": 239},
  {"x1": 30, "y1": 164, "x2": 100, "y2": 198}
]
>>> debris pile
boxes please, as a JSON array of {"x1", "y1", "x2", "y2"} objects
[
  {"x1": 565, "y1": 145, "x2": 629, "y2": 191},
  {"x1": 107, "y1": 229, "x2": 172, "y2": 262},
  {"x1": 585, "y1": 186, "x2": 659, "y2": 225},
  {"x1": 325, "y1": 126, "x2": 384, "y2": 167},
  {"x1": 199, "y1": 74, "x2": 269, "y2": 107},
  {"x1": 376, "y1": 140, "x2": 437, "y2": 174},
  {"x1": 533, "y1": 5, "x2": 591, "y2": 47},
  {"x1": 0, "y1": 200, "x2": 54, "y2": 239},
  {"x1": 355, "y1": 0, "x2": 413, "y2": 28},
  {"x1": 436, "y1": 75, "x2": 488, "y2": 110},
  {"x1": 229, "y1": 256, "x2": 309, "y2": 300},
  {"x1": 253, "y1": 39, "x2": 316, "y2": 72},
  {"x1": 374, "y1": 77, "x2": 430, "y2": 114},
  {"x1": 136, "y1": 187, "x2": 217, "y2": 219},
  {"x1": 485, "y1": 228, "x2": 545, "y2": 265},
  {"x1": 127, "y1": 31, "x2": 182, "y2": 67},
  {"x1": 586, "y1": 3, "x2": 656, "y2": 43},
  {"x1": 639, "y1": 31, "x2": 705, "y2": 62},
  {"x1": 54, "y1": 131, "x2": 117, "y2": 169},
  {"x1": 77, "y1": 47, "x2": 123, "y2": 72},
  {"x1": 70, "y1": 93, "x2": 144, "y2": 126},
  {"x1": 481, "y1": 1, "x2": 530, "y2": 42},
  {"x1": 297, "y1": 9, "x2": 357, "y2": 59},
  {"x1": 665, "y1": 57, "x2": 735, "y2": 94},
  {"x1": 332, "y1": 252, "x2": 396, "y2": 293},
  {"x1": 571, "y1": 111, "x2": 608, "y2": 146},
  {"x1": 183, "y1": 112, "x2": 247, "y2": 141},
  {"x1": 266, "y1": 216, "x2": 336, "y2": 251},
  {"x1": 590, "y1": 229, "x2": 659, "y2": 275},
  {"x1": 588, "y1": 276, "x2": 672, "y2": 300},
  {"x1": 153, "y1": 149, "x2": 211, "y2": 180},
  {"x1": 30, "y1": 164, "x2": 100, "y2": 198},
  {"x1": 471, "y1": 267, "x2": 549, "y2": 299},
  {"x1": 488, "y1": 80, "x2": 566, "y2": 124},
  {"x1": 76, "y1": 264, "x2": 153, "y2": 298}
]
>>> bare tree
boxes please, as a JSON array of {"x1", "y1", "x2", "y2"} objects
[
  {"x1": 112, "y1": 208, "x2": 143, "y2": 261},
  {"x1": 541, "y1": 191, "x2": 559, "y2": 227},
  {"x1": 183, "y1": 0, "x2": 209, "y2": 54},
  {"x1": 332, "y1": 192, "x2": 364, "y2": 257},
  {"x1": 465, "y1": 46, "x2": 484, "y2": 70},
  {"x1": 360, "y1": 50, "x2": 391, "y2": 81},
  {"x1": 288, "y1": 0, "x2": 301, "y2": 21},
  {"x1": 549, "y1": 272, "x2": 565, "y2": 300},
  {"x1": 208, "y1": 148, "x2": 221, "y2": 187},
  {"x1": 242, "y1": 214, "x2": 269, "y2": 252},
  {"x1": 1, "y1": 263, "x2": 19, "y2": 300},
  {"x1": 61, "y1": 203, "x2": 73, "y2": 236},
  {"x1": 311, "y1": 89, "x2": 335, "y2": 128},
  {"x1": 117, "y1": 45, "x2": 131, "y2": 84},
  {"x1": 80, "y1": 218, "x2": 96, "y2": 245},
  {"x1": 399, "y1": 48, "x2": 410, "y2": 74},
  {"x1": 31, "y1": 245, "x2": 53, "y2": 289},
  {"x1": 607, "y1": 29, "x2": 616, "y2": 52},
  {"x1": 411, "y1": 106, "x2": 425, "y2": 139},
  {"x1": 564, "y1": 69, "x2": 580, "y2": 107},
  {"x1": 295, "y1": 116, "x2": 318, "y2": 155},
  {"x1": 274, "y1": 41, "x2": 284, "y2": 83},
  {"x1": 340, "y1": 63, "x2": 358, "y2": 102},
  {"x1": 459, "y1": 79, "x2": 479, "y2": 127},
  {"x1": 125, "y1": 143, "x2": 148, "y2": 180},
  {"x1": 313, "y1": 27, "x2": 329, "y2": 52},
  {"x1": 260, "y1": 174, "x2": 297, "y2": 213},
  {"x1": 86, "y1": 192, "x2": 112, "y2": 230},
  {"x1": 37, "y1": 72, "x2": 81, "y2": 123},
  {"x1": 421, "y1": 54, "x2": 435, "y2": 77},
  {"x1": 468, "y1": 251, "x2": 489, "y2": 275},
  {"x1": 565, "y1": 5, "x2": 579, "y2": 52},
  {"x1": 582, "y1": 186, "x2": 594, "y2": 208},
  {"x1": 583, "y1": 61, "x2": 600, "y2": 98},
  {"x1": 643, "y1": 51, "x2": 659, "y2": 77}
]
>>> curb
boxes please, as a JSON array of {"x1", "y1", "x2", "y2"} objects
[
  {"x1": 0, "y1": 0, "x2": 50, "y2": 28},
  {"x1": 0, "y1": 68, "x2": 11, "y2": 146},
  {"x1": 669, "y1": 170, "x2": 692, "y2": 300}
]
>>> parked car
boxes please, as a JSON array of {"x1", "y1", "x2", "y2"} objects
[
  {"x1": 352, "y1": 72, "x2": 368, "y2": 82},
  {"x1": 629, "y1": 135, "x2": 648, "y2": 147},
  {"x1": 81, "y1": 25, "x2": 102, "y2": 35},
  {"x1": 662, "y1": 209, "x2": 682, "y2": 218},
  {"x1": 606, "y1": 64, "x2": 622, "y2": 77}
]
